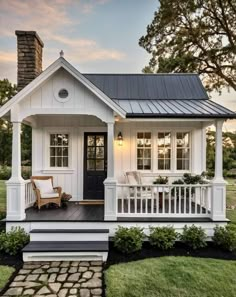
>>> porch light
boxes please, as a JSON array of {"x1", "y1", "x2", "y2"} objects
[{"x1": 117, "y1": 132, "x2": 123, "y2": 146}]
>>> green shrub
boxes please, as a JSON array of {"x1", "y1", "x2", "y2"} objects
[
  {"x1": 114, "y1": 226, "x2": 144, "y2": 254},
  {"x1": 212, "y1": 224, "x2": 236, "y2": 252},
  {"x1": 180, "y1": 225, "x2": 207, "y2": 250},
  {"x1": 153, "y1": 176, "x2": 168, "y2": 184},
  {"x1": 0, "y1": 227, "x2": 30, "y2": 255},
  {"x1": 149, "y1": 226, "x2": 178, "y2": 250},
  {"x1": 0, "y1": 165, "x2": 11, "y2": 180}
]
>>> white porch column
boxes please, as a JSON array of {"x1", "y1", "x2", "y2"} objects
[
  {"x1": 104, "y1": 122, "x2": 117, "y2": 221},
  {"x1": 6, "y1": 121, "x2": 26, "y2": 221},
  {"x1": 211, "y1": 120, "x2": 226, "y2": 221}
]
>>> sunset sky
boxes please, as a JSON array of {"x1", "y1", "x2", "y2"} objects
[{"x1": 0, "y1": 0, "x2": 235, "y2": 130}]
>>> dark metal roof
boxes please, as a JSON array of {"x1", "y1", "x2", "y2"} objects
[
  {"x1": 84, "y1": 73, "x2": 236, "y2": 118},
  {"x1": 113, "y1": 99, "x2": 236, "y2": 118},
  {"x1": 84, "y1": 73, "x2": 208, "y2": 100}
]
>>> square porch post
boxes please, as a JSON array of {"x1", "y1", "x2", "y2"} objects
[
  {"x1": 6, "y1": 121, "x2": 26, "y2": 220},
  {"x1": 104, "y1": 122, "x2": 117, "y2": 221},
  {"x1": 211, "y1": 120, "x2": 226, "y2": 221}
]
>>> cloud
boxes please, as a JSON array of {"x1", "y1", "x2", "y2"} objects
[{"x1": 0, "y1": 51, "x2": 16, "y2": 63}]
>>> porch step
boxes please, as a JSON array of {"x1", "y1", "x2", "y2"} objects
[
  {"x1": 22, "y1": 241, "x2": 108, "y2": 262},
  {"x1": 30, "y1": 229, "x2": 109, "y2": 242}
]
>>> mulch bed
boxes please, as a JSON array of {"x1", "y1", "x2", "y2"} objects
[{"x1": 106, "y1": 241, "x2": 236, "y2": 268}]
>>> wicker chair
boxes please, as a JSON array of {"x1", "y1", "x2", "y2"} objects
[{"x1": 31, "y1": 176, "x2": 62, "y2": 210}]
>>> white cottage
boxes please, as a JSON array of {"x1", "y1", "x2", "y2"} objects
[{"x1": 1, "y1": 31, "x2": 235, "y2": 261}]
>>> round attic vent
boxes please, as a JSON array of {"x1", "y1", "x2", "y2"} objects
[{"x1": 58, "y1": 89, "x2": 69, "y2": 99}]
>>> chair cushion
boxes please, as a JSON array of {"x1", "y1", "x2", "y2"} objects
[
  {"x1": 41, "y1": 193, "x2": 59, "y2": 199},
  {"x1": 34, "y1": 179, "x2": 54, "y2": 194},
  {"x1": 127, "y1": 173, "x2": 138, "y2": 185}
]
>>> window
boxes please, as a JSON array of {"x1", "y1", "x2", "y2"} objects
[
  {"x1": 176, "y1": 132, "x2": 190, "y2": 170},
  {"x1": 157, "y1": 132, "x2": 171, "y2": 170},
  {"x1": 137, "y1": 132, "x2": 151, "y2": 170},
  {"x1": 50, "y1": 134, "x2": 69, "y2": 167}
]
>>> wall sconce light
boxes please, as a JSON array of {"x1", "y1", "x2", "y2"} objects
[{"x1": 117, "y1": 132, "x2": 123, "y2": 146}]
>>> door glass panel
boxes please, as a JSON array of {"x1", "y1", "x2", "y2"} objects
[
  {"x1": 96, "y1": 136, "x2": 104, "y2": 146},
  {"x1": 87, "y1": 147, "x2": 95, "y2": 158},
  {"x1": 96, "y1": 147, "x2": 104, "y2": 159},
  {"x1": 87, "y1": 136, "x2": 95, "y2": 146},
  {"x1": 87, "y1": 159, "x2": 95, "y2": 170},
  {"x1": 96, "y1": 160, "x2": 104, "y2": 171}
]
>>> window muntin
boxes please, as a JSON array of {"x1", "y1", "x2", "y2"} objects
[
  {"x1": 157, "y1": 132, "x2": 171, "y2": 170},
  {"x1": 176, "y1": 132, "x2": 190, "y2": 170},
  {"x1": 50, "y1": 134, "x2": 69, "y2": 167},
  {"x1": 137, "y1": 132, "x2": 152, "y2": 170}
]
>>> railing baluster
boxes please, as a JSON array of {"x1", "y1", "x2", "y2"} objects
[
  {"x1": 184, "y1": 187, "x2": 186, "y2": 214},
  {"x1": 168, "y1": 188, "x2": 171, "y2": 214},
  {"x1": 178, "y1": 187, "x2": 181, "y2": 214},
  {"x1": 189, "y1": 186, "x2": 192, "y2": 214},
  {"x1": 174, "y1": 187, "x2": 177, "y2": 214}
]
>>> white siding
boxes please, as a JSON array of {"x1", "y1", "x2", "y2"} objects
[{"x1": 19, "y1": 68, "x2": 114, "y2": 123}]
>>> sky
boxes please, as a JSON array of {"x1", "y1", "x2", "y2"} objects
[{"x1": 0, "y1": 0, "x2": 235, "y2": 131}]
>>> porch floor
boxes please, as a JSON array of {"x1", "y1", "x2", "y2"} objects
[{"x1": 24, "y1": 202, "x2": 213, "y2": 222}]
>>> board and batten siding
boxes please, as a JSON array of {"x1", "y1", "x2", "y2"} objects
[{"x1": 18, "y1": 68, "x2": 114, "y2": 123}]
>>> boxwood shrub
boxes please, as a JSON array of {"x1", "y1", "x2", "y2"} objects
[
  {"x1": 114, "y1": 226, "x2": 145, "y2": 254},
  {"x1": 0, "y1": 227, "x2": 30, "y2": 255},
  {"x1": 180, "y1": 225, "x2": 207, "y2": 249},
  {"x1": 149, "y1": 226, "x2": 178, "y2": 250},
  {"x1": 213, "y1": 224, "x2": 236, "y2": 252}
]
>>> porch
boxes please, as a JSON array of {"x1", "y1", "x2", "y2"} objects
[{"x1": 23, "y1": 182, "x2": 212, "y2": 221}]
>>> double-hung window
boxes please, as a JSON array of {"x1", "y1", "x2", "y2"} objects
[
  {"x1": 176, "y1": 132, "x2": 190, "y2": 170},
  {"x1": 137, "y1": 132, "x2": 152, "y2": 170},
  {"x1": 157, "y1": 132, "x2": 171, "y2": 170},
  {"x1": 50, "y1": 133, "x2": 69, "y2": 167}
]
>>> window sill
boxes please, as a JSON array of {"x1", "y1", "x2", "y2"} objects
[{"x1": 41, "y1": 168, "x2": 75, "y2": 174}]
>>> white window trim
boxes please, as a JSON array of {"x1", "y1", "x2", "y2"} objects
[
  {"x1": 135, "y1": 130, "x2": 153, "y2": 172},
  {"x1": 135, "y1": 128, "x2": 191, "y2": 173},
  {"x1": 43, "y1": 127, "x2": 74, "y2": 171}
]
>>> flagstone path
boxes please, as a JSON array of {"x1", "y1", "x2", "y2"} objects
[{"x1": 2, "y1": 261, "x2": 103, "y2": 297}]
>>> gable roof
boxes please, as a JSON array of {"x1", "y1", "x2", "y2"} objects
[
  {"x1": 0, "y1": 57, "x2": 126, "y2": 118},
  {"x1": 84, "y1": 73, "x2": 208, "y2": 100}
]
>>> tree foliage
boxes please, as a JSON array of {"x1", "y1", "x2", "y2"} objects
[
  {"x1": 139, "y1": 0, "x2": 236, "y2": 92},
  {"x1": 0, "y1": 79, "x2": 31, "y2": 167}
]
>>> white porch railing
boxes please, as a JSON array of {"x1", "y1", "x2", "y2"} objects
[
  {"x1": 25, "y1": 180, "x2": 36, "y2": 209},
  {"x1": 117, "y1": 184, "x2": 211, "y2": 218}
]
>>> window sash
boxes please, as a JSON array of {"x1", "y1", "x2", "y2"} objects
[
  {"x1": 49, "y1": 133, "x2": 69, "y2": 168},
  {"x1": 137, "y1": 132, "x2": 152, "y2": 170}
]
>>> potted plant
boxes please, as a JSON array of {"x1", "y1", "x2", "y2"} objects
[
  {"x1": 61, "y1": 192, "x2": 72, "y2": 208},
  {"x1": 153, "y1": 176, "x2": 169, "y2": 208}
]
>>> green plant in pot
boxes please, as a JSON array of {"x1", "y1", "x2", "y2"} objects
[
  {"x1": 153, "y1": 175, "x2": 168, "y2": 185},
  {"x1": 61, "y1": 192, "x2": 72, "y2": 208}
]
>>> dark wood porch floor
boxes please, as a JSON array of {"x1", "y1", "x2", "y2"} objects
[
  {"x1": 24, "y1": 202, "x2": 213, "y2": 222},
  {"x1": 25, "y1": 202, "x2": 104, "y2": 221}
]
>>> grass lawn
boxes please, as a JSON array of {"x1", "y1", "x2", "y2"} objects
[
  {"x1": 0, "y1": 265, "x2": 15, "y2": 291},
  {"x1": 226, "y1": 178, "x2": 236, "y2": 224},
  {"x1": 105, "y1": 257, "x2": 236, "y2": 297}
]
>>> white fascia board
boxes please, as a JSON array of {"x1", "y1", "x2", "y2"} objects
[{"x1": 0, "y1": 57, "x2": 126, "y2": 119}]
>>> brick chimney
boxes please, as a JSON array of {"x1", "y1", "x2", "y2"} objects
[{"x1": 15, "y1": 31, "x2": 44, "y2": 91}]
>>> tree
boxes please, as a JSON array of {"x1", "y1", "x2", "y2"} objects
[
  {"x1": 0, "y1": 79, "x2": 31, "y2": 167},
  {"x1": 139, "y1": 0, "x2": 236, "y2": 92},
  {"x1": 0, "y1": 79, "x2": 17, "y2": 165}
]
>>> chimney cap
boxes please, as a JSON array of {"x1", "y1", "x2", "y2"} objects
[
  {"x1": 15, "y1": 30, "x2": 44, "y2": 47},
  {"x1": 60, "y1": 50, "x2": 64, "y2": 58}
]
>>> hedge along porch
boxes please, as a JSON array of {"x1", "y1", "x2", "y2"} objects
[{"x1": 0, "y1": 30, "x2": 235, "y2": 227}]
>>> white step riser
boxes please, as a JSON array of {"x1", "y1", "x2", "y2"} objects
[
  {"x1": 23, "y1": 251, "x2": 108, "y2": 262},
  {"x1": 30, "y1": 233, "x2": 109, "y2": 242}
]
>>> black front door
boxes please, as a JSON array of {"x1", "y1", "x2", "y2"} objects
[{"x1": 84, "y1": 133, "x2": 107, "y2": 200}]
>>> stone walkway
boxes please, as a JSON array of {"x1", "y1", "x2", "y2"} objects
[{"x1": 2, "y1": 261, "x2": 103, "y2": 297}]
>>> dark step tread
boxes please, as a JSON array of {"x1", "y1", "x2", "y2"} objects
[
  {"x1": 23, "y1": 241, "x2": 109, "y2": 252},
  {"x1": 30, "y1": 229, "x2": 109, "y2": 234}
]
